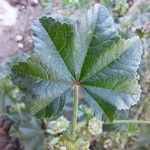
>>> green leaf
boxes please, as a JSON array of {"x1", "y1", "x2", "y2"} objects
[
  {"x1": 0, "y1": 53, "x2": 29, "y2": 114},
  {"x1": 31, "y1": 100, "x2": 52, "y2": 118},
  {"x1": 0, "y1": 77, "x2": 20, "y2": 113},
  {"x1": 11, "y1": 4, "x2": 142, "y2": 121},
  {"x1": 18, "y1": 118, "x2": 44, "y2": 150},
  {"x1": 0, "y1": 52, "x2": 29, "y2": 79}
]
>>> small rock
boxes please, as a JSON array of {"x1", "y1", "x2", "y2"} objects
[
  {"x1": 18, "y1": 43, "x2": 24, "y2": 49},
  {"x1": 15, "y1": 35, "x2": 23, "y2": 42},
  {"x1": 31, "y1": 0, "x2": 38, "y2": 6},
  {"x1": 24, "y1": 36, "x2": 33, "y2": 50},
  {"x1": 18, "y1": 5, "x2": 26, "y2": 11},
  {"x1": 26, "y1": 36, "x2": 33, "y2": 43}
]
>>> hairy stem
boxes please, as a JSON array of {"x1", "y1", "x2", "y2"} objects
[{"x1": 71, "y1": 85, "x2": 79, "y2": 139}]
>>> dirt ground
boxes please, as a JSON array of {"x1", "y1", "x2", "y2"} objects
[{"x1": 0, "y1": 0, "x2": 42, "y2": 62}]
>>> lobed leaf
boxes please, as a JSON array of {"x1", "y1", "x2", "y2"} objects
[{"x1": 11, "y1": 4, "x2": 142, "y2": 121}]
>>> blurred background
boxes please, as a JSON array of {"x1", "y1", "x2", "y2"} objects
[{"x1": 0, "y1": 0, "x2": 150, "y2": 149}]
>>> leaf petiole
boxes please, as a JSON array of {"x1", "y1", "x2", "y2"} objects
[{"x1": 71, "y1": 84, "x2": 80, "y2": 140}]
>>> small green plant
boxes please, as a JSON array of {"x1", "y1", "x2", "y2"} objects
[
  {"x1": 63, "y1": 0, "x2": 90, "y2": 7},
  {"x1": 41, "y1": 0, "x2": 51, "y2": 7},
  {"x1": 11, "y1": 3, "x2": 142, "y2": 149}
]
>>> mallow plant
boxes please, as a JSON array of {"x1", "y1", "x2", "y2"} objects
[{"x1": 11, "y1": 3, "x2": 142, "y2": 149}]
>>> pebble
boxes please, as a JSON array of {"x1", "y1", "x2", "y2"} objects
[
  {"x1": 25, "y1": 36, "x2": 33, "y2": 50},
  {"x1": 15, "y1": 35, "x2": 23, "y2": 42},
  {"x1": 18, "y1": 5, "x2": 26, "y2": 11},
  {"x1": 31, "y1": 0, "x2": 38, "y2": 6},
  {"x1": 18, "y1": 43, "x2": 24, "y2": 49}
]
